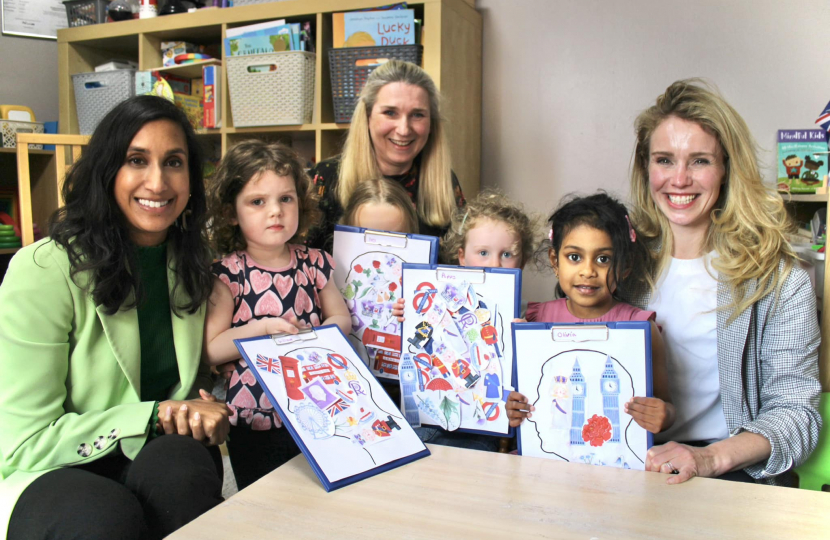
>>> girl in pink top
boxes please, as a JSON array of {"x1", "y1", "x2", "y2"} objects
[{"x1": 509, "y1": 193, "x2": 675, "y2": 434}]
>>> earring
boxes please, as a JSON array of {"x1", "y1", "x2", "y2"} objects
[{"x1": 179, "y1": 208, "x2": 192, "y2": 231}]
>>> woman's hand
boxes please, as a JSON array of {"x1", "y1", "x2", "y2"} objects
[
  {"x1": 158, "y1": 389, "x2": 230, "y2": 446},
  {"x1": 624, "y1": 397, "x2": 675, "y2": 433},
  {"x1": 391, "y1": 298, "x2": 406, "y2": 322},
  {"x1": 645, "y1": 441, "x2": 719, "y2": 484},
  {"x1": 505, "y1": 391, "x2": 534, "y2": 427}
]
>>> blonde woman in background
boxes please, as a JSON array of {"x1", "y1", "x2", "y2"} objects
[
  {"x1": 627, "y1": 79, "x2": 821, "y2": 486},
  {"x1": 306, "y1": 60, "x2": 464, "y2": 252}
]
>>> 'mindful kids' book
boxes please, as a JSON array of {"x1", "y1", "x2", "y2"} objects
[{"x1": 777, "y1": 129, "x2": 828, "y2": 194}]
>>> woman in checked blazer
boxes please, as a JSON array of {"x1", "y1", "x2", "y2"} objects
[{"x1": 626, "y1": 79, "x2": 821, "y2": 486}]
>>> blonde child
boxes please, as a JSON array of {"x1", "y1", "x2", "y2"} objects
[
  {"x1": 203, "y1": 141, "x2": 350, "y2": 489},
  {"x1": 506, "y1": 192, "x2": 674, "y2": 435},
  {"x1": 393, "y1": 190, "x2": 539, "y2": 451},
  {"x1": 340, "y1": 177, "x2": 419, "y2": 233}
]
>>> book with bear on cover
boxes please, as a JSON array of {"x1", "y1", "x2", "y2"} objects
[{"x1": 777, "y1": 129, "x2": 828, "y2": 194}]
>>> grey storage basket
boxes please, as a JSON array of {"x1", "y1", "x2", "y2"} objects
[
  {"x1": 72, "y1": 69, "x2": 136, "y2": 135},
  {"x1": 226, "y1": 51, "x2": 315, "y2": 127}
]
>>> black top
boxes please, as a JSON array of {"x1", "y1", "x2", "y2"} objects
[{"x1": 304, "y1": 156, "x2": 466, "y2": 253}]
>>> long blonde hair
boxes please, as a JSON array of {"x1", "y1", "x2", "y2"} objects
[
  {"x1": 340, "y1": 177, "x2": 419, "y2": 234},
  {"x1": 629, "y1": 79, "x2": 797, "y2": 321},
  {"x1": 337, "y1": 60, "x2": 455, "y2": 228}
]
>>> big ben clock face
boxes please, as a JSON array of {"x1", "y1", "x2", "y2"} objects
[
  {"x1": 603, "y1": 380, "x2": 618, "y2": 393},
  {"x1": 403, "y1": 370, "x2": 415, "y2": 382},
  {"x1": 573, "y1": 384, "x2": 584, "y2": 395}
]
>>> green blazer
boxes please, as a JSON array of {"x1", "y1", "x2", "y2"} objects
[{"x1": 0, "y1": 239, "x2": 208, "y2": 537}]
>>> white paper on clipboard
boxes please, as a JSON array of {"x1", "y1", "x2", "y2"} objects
[{"x1": 331, "y1": 225, "x2": 438, "y2": 381}]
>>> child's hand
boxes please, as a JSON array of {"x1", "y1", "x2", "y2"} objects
[
  {"x1": 264, "y1": 316, "x2": 302, "y2": 335},
  {"x1": 391, "y1": 298, "x2": 406, "y2": 322},
  {"x1": 624, "y1": 397, "x2": 675, "y2": 434},
  {"x1": 512, "y1": 318, "x2": 527, "y2": 323},
  {"x1": 505, "y1": 391, "x2": 535, "y2": 427}
]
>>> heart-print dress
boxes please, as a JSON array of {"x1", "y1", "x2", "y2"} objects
[{"x1": 212, "y1": 245, "x2": 335, "y2": 430}]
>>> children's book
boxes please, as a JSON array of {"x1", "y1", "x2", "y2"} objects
[
  {"x1": 343, "y1": 9, "x2": 415, "y2": 47},
  {"x1": 234, "y1": 325, "x2": 429, "y2": 492},
  {"x1": 777, "y1": 129, "x2": 828, "y2": 194},
  {"x1": 513, "y1": 322, "x2": 653, "y2": 470},
  {"x1": 399, "y1": 265, "x2": 521, "y2": 437},
  {"x1": 332, "y1": 225, "x2": 439, "y2": 381},
  {"x1": 202, "y1": 64, "x2": 222, "y2": 129}
]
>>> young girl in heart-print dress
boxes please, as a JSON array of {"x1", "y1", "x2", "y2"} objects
[{"x1": 203, "y1": 140, "x2": 350, "y2": 490}]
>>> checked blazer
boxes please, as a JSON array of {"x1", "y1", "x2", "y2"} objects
[{"x1": 630, "y1": 259, "x2": 822, "y2": 486}]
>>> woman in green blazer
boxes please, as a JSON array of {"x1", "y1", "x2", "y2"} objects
[{"x1": 0, "y1": 96, "x2": 230, "y2": 540}]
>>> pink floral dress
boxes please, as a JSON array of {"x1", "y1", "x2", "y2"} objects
[{"x1": 212, "y1": 244, "x2": 335, "y2": 430}]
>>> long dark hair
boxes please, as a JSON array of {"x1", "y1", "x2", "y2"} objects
[
  {"x1": 546, "y1": 192, "x2": 651, "y2": 303},
  {"x1": 49, "y1": 95, "x2": 213, "y2": 315}
]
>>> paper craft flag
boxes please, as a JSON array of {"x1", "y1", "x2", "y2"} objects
[{"x1": 816, "y1": 100, "x2": 830, "y2": 132}]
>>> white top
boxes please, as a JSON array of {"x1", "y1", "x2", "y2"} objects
[{"x1": 648, "y1": 254, "x2": 729, "y2": 444}]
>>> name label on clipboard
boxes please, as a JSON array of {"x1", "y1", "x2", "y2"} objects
[
  {"x1": 364, "y1": 230, "x2": 407, "y2": 248},
  {"x1": 436, "y1": 266, "x2": 486, "y2": 284},
  {"x1": 271, "y1": 327, "x2": 318, "y2": 345},
  {"x1": 551, "y1": 325, "x2": 608, "y2": 342}
]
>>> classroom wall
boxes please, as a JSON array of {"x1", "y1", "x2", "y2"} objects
[
  {"x1": 476, "y1": 0, "x2": 830, "y2": 306},
  {"x1": 0, "y1": 34, "x2": 59, "y2": 123}
]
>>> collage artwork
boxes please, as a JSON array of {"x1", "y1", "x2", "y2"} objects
[
  {"x1": 236, "y1": 326, "x2": 427, "y2": 489},
  {"x1": 332, "y1": 226, "x2": 437, "y2": 381},
  {"x1": 400, "y1": 265, "x2": 520, "y2": 437},
  {"x1": 514, "y1": 323, "x2": 652, "y2": 470}
]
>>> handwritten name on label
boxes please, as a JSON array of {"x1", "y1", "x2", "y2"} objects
[
  {"x1": 436, "y1": 270, "x2": 485, "y2": 284},
  {"x1": 551, "y1": 326, "x2": 608, "y2": 342},
  {"x1": 365, "y1": 232, "x2": 406, "y2": 248}
]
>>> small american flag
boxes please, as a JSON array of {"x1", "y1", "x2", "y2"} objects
[
  {"x1": 817, "y1": 100, "x2": 830, "y2": 131},
  {"x1": 255, "y1": 354, "x2": 281, "y2": 374}
]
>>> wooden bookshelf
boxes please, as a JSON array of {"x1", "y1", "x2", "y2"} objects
[
  {"x1": 56, "y1": 0, "x2": 483, "y2": 198},
  {"x1": 779, "y1": 191, "x2": 830, "y2": 389}
]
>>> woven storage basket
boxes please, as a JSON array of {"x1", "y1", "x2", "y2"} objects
[
  {"x1": 328, "y1": 45, "x2": 422, "y2": 123},
  {"x1": 63, "y1": 0, "x2": 109, "y2": 28},
  {"x1": 72, "y1": 69, "x2": 136, "y2": 135},
  {"x1": 0, "y1": 121, "x2": 45, "y2": 149},
  {"x1": 226, "y1": 51, "x2": 315, "y2": 127}
]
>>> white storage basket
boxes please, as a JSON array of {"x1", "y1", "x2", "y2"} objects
[
  {"x1": 72, "y1": 69, "x2": 136, "y2": 135},
  {"x1": 0, "y1": 120, "x2": 45, "y2": 149},
  {"x1": 226, "y1": 51, "x2": 315, "y2": 127}
]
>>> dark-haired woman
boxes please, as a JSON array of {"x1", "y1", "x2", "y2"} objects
[{"x1": 0, "y1": 95, "x2": 230, "y2": 540}]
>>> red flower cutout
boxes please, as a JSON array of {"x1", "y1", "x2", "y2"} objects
[
  {"x1": 582, "y1": 414, "x2": 612, "y2": 447},
  {"x1": 389, "y1": 282, "x2": 398, "y2": 291},
  {"x1": 372, "y1": 260, "x2": 381, "y2": 269},
  {"x1": 354, "y1": 264, "x2": 363, "y2": 273}
]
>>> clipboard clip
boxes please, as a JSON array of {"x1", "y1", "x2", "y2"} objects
[
  {"x1": 271, "y1": 327, "x2": 318, "y2": 345},
  {"x1": 551, "y1": 325, "x2": 608, "y2": 342},
  {"x1": 363, "y1": 230, "x2": 408, "y2": 248},
  {"x1": 435, "y1": 266, "x2": 486, "y2": 284}
]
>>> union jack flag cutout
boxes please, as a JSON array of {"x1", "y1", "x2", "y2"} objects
[
  {"x1": 256, "y1": 354, "x2": 281, "y2": 374},
  {"x1": 816, "y1": 100, "x2": 830, "y2": 132}
]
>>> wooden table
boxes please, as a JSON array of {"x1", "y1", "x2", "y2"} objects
[{"x1": 169, "y1": 445, "x2": 830, "y2": 539}]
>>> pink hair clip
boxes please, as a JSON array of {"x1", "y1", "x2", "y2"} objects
[
  {"x1": 625, "y1": 215, "x2": 636, "y2": 243},
  {"x1": 548, "y1": 228, "x2": 554, "y2": 242}
]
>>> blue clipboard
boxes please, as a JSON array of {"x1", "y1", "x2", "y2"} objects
[
  {"x1": 512, "y1": 321, "x2": 653, "y2": 468},
  {"x1": 399, "y1": 263, "x2": 522, "y2": 438},
  {"x1": 332, "y1": 224, "x2": 439, "y2": 381},
  {"x1": 333, "y1": 224, "x2": 440, "y2": 254},
  {"x1": 234, "y1": 325, "x2": 430, "y2": 492}
]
